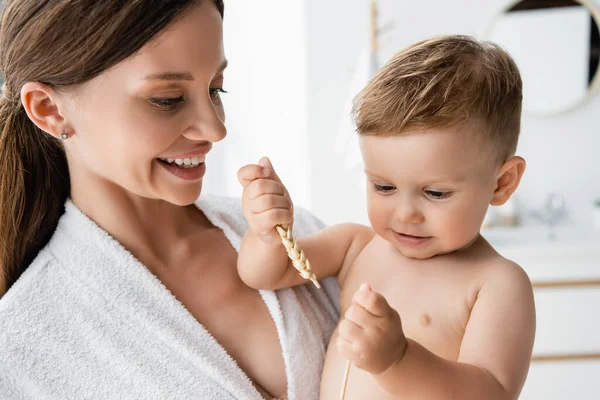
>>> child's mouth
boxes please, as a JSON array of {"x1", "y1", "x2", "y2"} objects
[{"x1": 393, "y1": 231, "x2": 432, "y2": 246}]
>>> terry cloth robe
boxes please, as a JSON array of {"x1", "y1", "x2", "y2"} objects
[{"x1": 0, "y1": 194, "x2": 339, "y2": 399}]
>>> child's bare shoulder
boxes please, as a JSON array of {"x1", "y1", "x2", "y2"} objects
[
  {"x1": 478, "y1": 252, "x2": 533, "y2": 300},
  {"x1": 332, "y1": 223, "x2": 375, "y2": 280},
  {"x1": 317, "y1": 223, "x2": 374, "y2": 257},
  {"x1": 316, "y1": 222, "x2": 373, "y2": 240}
]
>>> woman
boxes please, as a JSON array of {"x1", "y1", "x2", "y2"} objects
[{"x1": 0, "y1": 1, "x2": 338, "y2": 399}]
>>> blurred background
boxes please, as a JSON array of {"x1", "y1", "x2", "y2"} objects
[
  {"x1": 205, "y1": 0, "x2": 600, "y2": 398},
  {"x1": 206, "y1": 0, "x2": 600, "y2": 229}
]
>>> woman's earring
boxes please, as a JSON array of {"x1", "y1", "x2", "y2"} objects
[{"x1": 59, "y1": 132, "x2": 68, "y2": 140}]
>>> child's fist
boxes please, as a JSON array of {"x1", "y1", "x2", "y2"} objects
[
  {"x1": 238, "y1": 157, "x2": 293, "y2": 244},
  {"x1": 336, "y1": 283, "x2": 408, "y2": 374}
]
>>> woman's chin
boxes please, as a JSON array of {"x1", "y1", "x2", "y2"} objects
[{"x1": 161, "y1": 184, "x2": 203, "y2": 207}]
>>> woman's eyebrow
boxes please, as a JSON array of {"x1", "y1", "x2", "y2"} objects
[{"x1": 144, "y1": 60, "x2": 228, "y2": 82}]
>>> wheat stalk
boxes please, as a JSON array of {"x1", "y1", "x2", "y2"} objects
[
  {"x1": 275, "y1": 224, "x2": 320, "y2": 289},
  {"x1": 340, "y1": 360, "x2": 351, "y2": 400}
]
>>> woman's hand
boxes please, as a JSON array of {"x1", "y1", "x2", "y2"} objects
[
  {"x1": 238, "y1": 157, "x2": 294, "y2": 245},
  {"x1": 337, "y1": 283, "x2": 408, "y2": 374}
]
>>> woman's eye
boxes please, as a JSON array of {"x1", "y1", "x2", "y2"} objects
[
  {"x1": 426, "y1": 190, "x2": 452, "y2": 200},
  {"x1": 210, "y1": 87, "x2": 228, "y2": 100},
  {"x1": 150, "y1": 96, "x2": 184, "y2": 111},
  {"x1": 373, "y1": 184, "x2": 396, "y2": 193}
]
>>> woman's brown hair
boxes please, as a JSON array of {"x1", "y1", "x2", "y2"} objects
[{"x1": 0, "y1": 0, "x2": 224, "y2": 296}]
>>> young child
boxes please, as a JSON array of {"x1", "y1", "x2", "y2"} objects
[{"x1": 237, "y1": 35, "x2": 535, "y2": 400}]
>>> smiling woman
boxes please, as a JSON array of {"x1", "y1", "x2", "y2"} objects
[
  {"x1": 0, "y1": 0, "x2": 227, "y2": 294},
  {"x1": 0, "y1": 1, "x2": 338, "y2": 399}
]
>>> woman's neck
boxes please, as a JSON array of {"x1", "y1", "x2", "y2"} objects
[{"x1": 70, "y1": 173, "x2": 212, "y2": 268}]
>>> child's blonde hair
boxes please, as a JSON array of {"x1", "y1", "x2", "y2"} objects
[{"x1": 352, "y1": 35, "x2": 522, "y2": 163}]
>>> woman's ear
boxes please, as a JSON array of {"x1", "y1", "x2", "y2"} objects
[
  {"x1": 20, "y1": 82, "x2": 71, "y2": 139},
  {"x1": 490, "y1": 156, "x2": 526, "y2": 206}
]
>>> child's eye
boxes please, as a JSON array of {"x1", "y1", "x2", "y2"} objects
[
  {"x1": 373, "y1": 183, "x2": 396, "y2": 193},
  {"x1": 150, "y1": 96, "x2": 184, "y2": 111},
  {"x1": 425, "y1": 190, "x2": 452, "y2": 200}
]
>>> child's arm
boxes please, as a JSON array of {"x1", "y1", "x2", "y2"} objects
[
  {"x1": 340, "y1": 262, "x2": 535, "y2": 400},
  {"x1": 237, "y1": 157, "x2": 373, "y2": 290}
]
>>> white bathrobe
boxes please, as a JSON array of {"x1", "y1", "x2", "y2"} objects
[{"x1": 0, "y1": 195, "x2": 339, "y2": 399}]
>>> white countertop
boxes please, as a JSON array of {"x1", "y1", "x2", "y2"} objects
[{"x1": 481, "y1": 225, "x2": 600, "y2": 283}]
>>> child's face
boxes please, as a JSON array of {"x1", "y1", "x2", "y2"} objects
[{"x1": 360, "y1": 126, "x2": 498, "y2": 259}]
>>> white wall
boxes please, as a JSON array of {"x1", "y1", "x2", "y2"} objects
[
  {"x1": 203, "y1": 0, "x2": 312, "y2": 209},
  {"x1": 305, "y1": 0, "x2": 600, "y2": 228},
  {"x1": 209, "y1": 0, "x2": 600, "y2": 229}
]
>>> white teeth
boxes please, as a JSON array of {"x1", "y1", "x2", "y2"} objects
[{"x1": 159, "y1": 156, "x2": 205, "y2": 168}]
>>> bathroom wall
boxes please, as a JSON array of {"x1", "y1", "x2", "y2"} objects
[
  {"x1": 208, "y1": 0, "x2": 600, "y2": 228},
  {"x1": 304, "y1": 0, "x2": 600, "y2": 226}
]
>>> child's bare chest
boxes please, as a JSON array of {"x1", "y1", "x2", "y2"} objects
[{"x1": 339, "y1": 244, "x2": 478, "y2": 360}]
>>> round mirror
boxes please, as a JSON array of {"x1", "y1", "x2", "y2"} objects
[{"x1": 486, "y1": 0, "x2": 600, "y2": 116}]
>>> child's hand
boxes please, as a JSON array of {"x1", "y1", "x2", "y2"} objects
[
  {"x1": 337, "y1": 283, "x2": 408, "y2": 374},
  {"x1": 238, "y1": 157, "x2": 293, "y2": 245}
]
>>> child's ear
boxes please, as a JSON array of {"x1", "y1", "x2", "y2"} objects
[{"x1": 490, "y1": 156, "x2": 526, "y2": 206}]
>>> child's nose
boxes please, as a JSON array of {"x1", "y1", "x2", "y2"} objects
[{"x1": 394, "y1": 200, "x2": 425, "y2": 224}]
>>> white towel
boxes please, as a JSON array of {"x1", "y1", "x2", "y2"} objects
[{"x1": 0, "y1": 194, "x2": 339, "y2": 399}]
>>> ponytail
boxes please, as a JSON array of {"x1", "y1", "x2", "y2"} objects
[{"x1": 0, "y1": 95, "x2": 69, "y2": 296}]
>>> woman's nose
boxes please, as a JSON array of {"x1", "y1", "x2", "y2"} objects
[{"x1": 183, "y1": 96, "x2": 227, "y2": 143}]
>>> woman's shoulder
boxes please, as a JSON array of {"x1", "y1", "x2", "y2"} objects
[
  {"x1": 0, "y1": 249, "x2": 60, "y2": 343},
  {"x1": 0, "y1": 248, "x2": 57, "y2": 301},
  {"x1": 195, "y1": 193, "x2": 245, "y2": 224}
]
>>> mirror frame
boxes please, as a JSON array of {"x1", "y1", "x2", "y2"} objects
[{"x1": 484, "y1": 0, "x2": 600, "y2": 117}]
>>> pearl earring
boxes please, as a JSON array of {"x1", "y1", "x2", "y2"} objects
[{"x1": 59, "y1": 132, "x2": 68, "y2": 140}]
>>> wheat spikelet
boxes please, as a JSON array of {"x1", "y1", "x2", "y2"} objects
[{"x1": 275, "y1": 224, "x2": 320, "y2": 289}]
